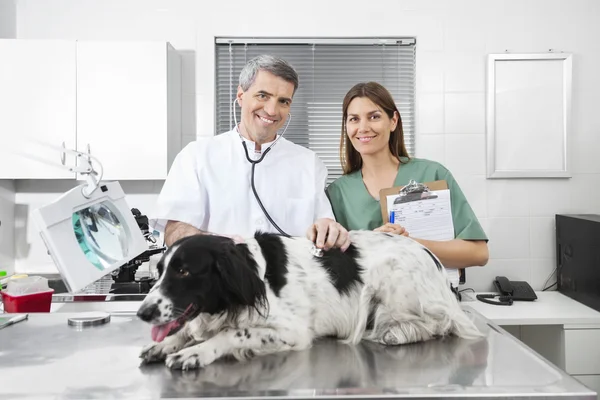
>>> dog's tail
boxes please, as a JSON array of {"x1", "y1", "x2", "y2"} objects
[
  {"x1": 447, "y1": 303, "x2": 484, "y2": 340},
  {"x1": 422, "y1": 247, "x2": 484, "y2": 340}
]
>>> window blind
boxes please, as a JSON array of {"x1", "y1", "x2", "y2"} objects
[{"x1": 215, "y1": 38, "x2": 416, "y2": 184}]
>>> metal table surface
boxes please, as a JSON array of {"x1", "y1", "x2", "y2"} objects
[{"x1": 0, "y1": 306, "x2": 596, "y2": 400}]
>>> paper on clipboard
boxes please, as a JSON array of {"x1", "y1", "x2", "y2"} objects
[{"x1": 379, "y1": 180, "x2": 454, "y2": 234}]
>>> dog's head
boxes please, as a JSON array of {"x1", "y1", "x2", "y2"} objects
[{"x1": 136, "y1": 234, "x2": 267, "y2": 342}]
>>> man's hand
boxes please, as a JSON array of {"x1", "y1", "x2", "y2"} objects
[
  {"x1": 374, "y1": 223, "x2": 409, "y2": 236},
  {"x1": 306, "y1": 218, "x2": 351, "y2": 252}
]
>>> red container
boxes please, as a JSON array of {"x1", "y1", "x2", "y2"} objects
[{"x1": 1, "y1": 289, "x2": 54, "y2": 313}]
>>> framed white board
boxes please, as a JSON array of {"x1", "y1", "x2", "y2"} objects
[{"x1": 486, "y1": 53, "x2": 572, "y2": 178}]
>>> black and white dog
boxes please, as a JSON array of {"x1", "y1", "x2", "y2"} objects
[{"x1": 137, "y1": 230, "x2": 482, "y2": 370}]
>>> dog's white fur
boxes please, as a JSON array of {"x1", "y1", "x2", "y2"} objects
[{"x1": 140, "y1": 231, "x2": 482, "y2": 370}]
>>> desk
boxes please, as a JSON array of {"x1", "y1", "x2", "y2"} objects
[{"x1": 465, "y1": 291, "x2": 600, "y2": 397}]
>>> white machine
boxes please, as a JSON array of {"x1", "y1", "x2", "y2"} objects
[{"x1": 32, "y1": 148, "x2": 147, "y2": 294}]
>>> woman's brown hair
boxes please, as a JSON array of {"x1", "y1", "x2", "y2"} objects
[{"x1": 340, "y1": 82, "x2": 410, "y2": 174}]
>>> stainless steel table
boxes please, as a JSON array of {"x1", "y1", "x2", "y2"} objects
[{"x1": 0, "y1": 306, "x2": 596, "y2": 400}]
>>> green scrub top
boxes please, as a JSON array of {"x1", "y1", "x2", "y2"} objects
[{"x1": 326, "y1": 157, "x2": 488, "y2": 241}]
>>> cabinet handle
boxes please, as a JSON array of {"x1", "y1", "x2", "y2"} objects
[{"x1": 61, "y1": 142, "x2": 66, "y2": 165}]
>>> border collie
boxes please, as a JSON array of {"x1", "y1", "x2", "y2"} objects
[{"x1": 137, "y1": 230, "x2": 482, "y2": 370}]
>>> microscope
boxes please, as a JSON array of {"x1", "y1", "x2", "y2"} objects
[{"x1": 109, "y1": 208, "x2": 165, "y2": 294}]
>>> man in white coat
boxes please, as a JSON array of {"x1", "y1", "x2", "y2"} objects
[{"x1": 152, "y1": 54, "x2": 350, "y2": 252}]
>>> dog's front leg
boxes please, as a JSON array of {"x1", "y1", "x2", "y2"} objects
[
  {"x1": 166, "y1": 326, "x2": 311, "y2": 370},
  {"x1": 140, "y1": 327, "x2": 191, "y2": 363}
]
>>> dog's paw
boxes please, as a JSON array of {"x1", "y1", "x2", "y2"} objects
[
  {"x1": 166, "y1": 345, "x2": 218, "y2": 370},
  {"x1": 382, "y1": 330, "x2": 402, "y2": 345},
  {"x1": 140, "y1": 340, "x2": 182, "y2": 363}
]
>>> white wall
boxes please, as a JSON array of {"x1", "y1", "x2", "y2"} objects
[
  {"x1": 13, "y1": 0, "x2": 600, "y2": 291},
  {"x1": 0, "y1": 0, "x2": 16, "y2": 38}
]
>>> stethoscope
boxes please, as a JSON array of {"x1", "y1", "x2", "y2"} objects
[{"x1": 232, "y1": 98, "x2": 293, "y2": 237}]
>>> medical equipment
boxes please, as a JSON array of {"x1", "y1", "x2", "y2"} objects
[
  {"x1": 32, "y1": 148, "x2": 148, "y2": 293},
  {"x1": 232, "y1": 98, "x2": 293, "y2": 237}
]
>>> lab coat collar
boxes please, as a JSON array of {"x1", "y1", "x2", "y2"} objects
[{"x1": 233, "y1": 125, "x2": 280, "y2": 154}]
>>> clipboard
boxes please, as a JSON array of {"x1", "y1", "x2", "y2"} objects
[
  {"x1": 379, "y1": 180, "x2": 448, "y2": 223},
  {"x1": 379, "y1": 179, "x2": 464, "y2": 287}
]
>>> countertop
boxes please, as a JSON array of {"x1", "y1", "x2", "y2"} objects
[
  {"x1": 0, "y1": 306, "x2": 596, "y2": 400},
  {"x1": 464, "y1": 291, "x2": 600, "y2": 327}
]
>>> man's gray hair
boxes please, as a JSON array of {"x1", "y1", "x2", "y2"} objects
[{"x1": 239, "y1": 55, "x2": 299, "y2": 94}]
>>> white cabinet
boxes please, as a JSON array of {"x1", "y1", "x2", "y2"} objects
[
  {"x1": 0, "y1": 39, "x2": 181, "y2": 180},
  {"x1": 0, "y1": 39, "x2": 77, "y2": 179},
  {"x1": 564, "y1": 329, "x2": 600, "y2": 375},
  {"x1": 76, "y1": 41, "x2": 181, "y2": 180}
]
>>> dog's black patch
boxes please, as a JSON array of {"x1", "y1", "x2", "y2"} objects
[
  {"x1": 316, "y1": 244, "x2": 362, "y2": 295},
  {"x1": 423, "y1": 247, "x2": 442, "y2": 271},
  {"x1": 254, "y1": 232, "x2": 289, "y2": 297},
  {"x1": 157, "y1": 235, "x2": 267, "y2": 321}
]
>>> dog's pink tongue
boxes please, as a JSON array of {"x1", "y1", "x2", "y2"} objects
[{"x1": 151, "y1": 321, "x2": 180, "y2": 342}]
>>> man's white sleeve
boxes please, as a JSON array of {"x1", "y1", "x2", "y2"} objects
[
  {"x1": 150, "y1": 141, "x2": 208, "y2": 233},
  {"x1": 314, "y1": 154, "x2": 336, "y2": 221}
]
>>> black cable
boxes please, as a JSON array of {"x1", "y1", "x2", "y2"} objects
[
  {"x1": 475, "y1": 293, "x2": 513, "y2": 306},
  {"x1": 541, "y1": 266, "x2": 557, "y2": 291},
  {"x1": 244, "y1": 142, "x2": 291, "y2": 238},
  {"x1": 542, "y1": 282, "x2": 557, "y2": 291}
]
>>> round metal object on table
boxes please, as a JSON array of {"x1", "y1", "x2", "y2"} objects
[{"x1": 68, "y1": 311, "x2": 111, "y2": 327}]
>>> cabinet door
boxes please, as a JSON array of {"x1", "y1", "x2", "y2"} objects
[
  {"x1": 76, "y1": 41, "x2": 169, "y2": 180},
  {"x1": 0, "y1": 39, "x2": 77, "y2": 179}
]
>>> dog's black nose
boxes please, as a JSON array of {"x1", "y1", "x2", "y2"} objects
[{"x1": 137, "y1": 303, "x2": 160, "y2": 322}]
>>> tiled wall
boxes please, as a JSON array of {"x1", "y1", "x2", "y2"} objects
[{"x1": 10, "y1": 0, "x2": 600, "y2": 291}]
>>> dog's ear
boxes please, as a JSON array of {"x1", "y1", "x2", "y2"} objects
[{"x1": 216, "y1": 244, "x2": 268, "y2": 318}]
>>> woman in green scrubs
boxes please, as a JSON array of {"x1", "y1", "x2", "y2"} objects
[{"x1": 326, "y1": 82, "x2": 489, "y2": 275}]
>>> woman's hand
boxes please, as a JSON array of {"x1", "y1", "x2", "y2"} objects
[{"x1": 374, "y1": 223, "x2": 409, "y2": 236}]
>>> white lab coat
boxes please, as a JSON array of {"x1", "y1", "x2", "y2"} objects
[{"x1": 151, "y1": 129, "x2": 335, "y2": 237}]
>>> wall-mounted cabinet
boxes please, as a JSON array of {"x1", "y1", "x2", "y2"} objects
[
  {"x1": 0, "y1": 39, "x2": 77, "y2": 179},
  {"x1": 0, "y1": 39, "x2": 181, "y2": 180}
]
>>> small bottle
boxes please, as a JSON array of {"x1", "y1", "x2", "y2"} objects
[{"x1": 0, "y1": 270, "x2": 7, "y2": 289}]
